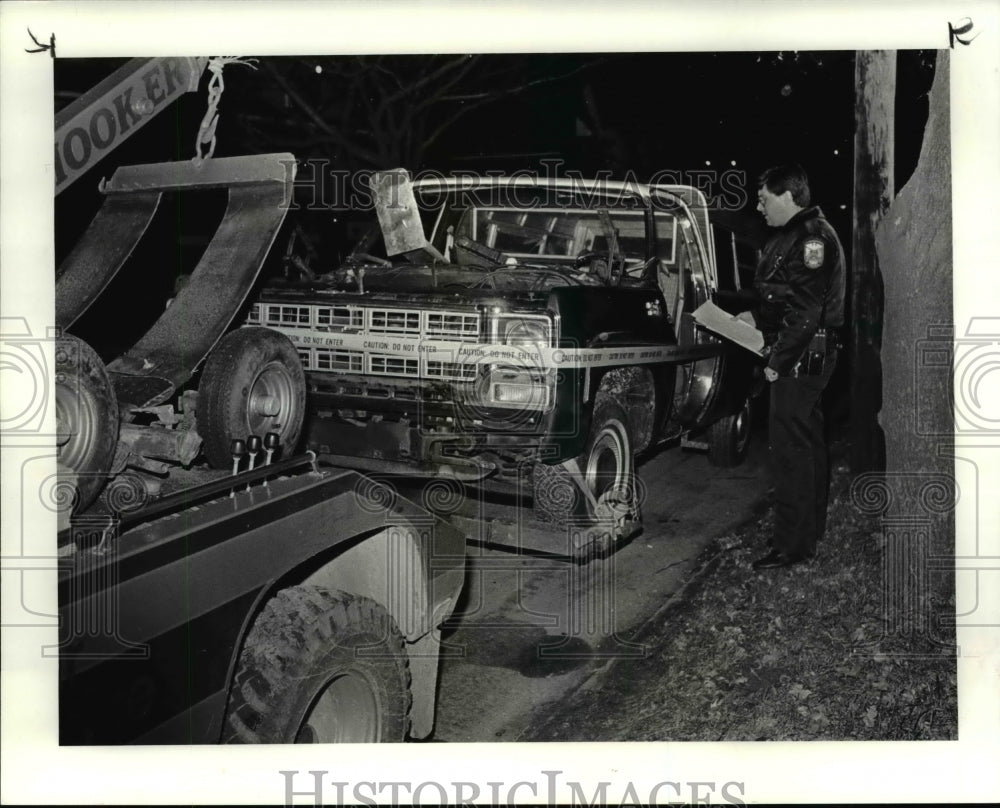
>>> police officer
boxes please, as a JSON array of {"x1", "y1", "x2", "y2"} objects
[{"x1": 751, "y1": 164, "x2": 846, "y2": 569}]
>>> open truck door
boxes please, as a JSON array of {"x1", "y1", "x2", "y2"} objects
[
  {"x1": 650, "y1": 185, "x2": 726, "y2": 428},
  {"x1": 652, "y1": 185, "x2": 759, "y2": 467}
]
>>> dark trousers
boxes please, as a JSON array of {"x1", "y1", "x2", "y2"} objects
[{"x1": 768, "y1": 354, "x2": 837, "y2": 557}]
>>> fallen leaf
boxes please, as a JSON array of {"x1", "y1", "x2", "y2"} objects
[{"x1": 789, "y1": 683, "x2": 812, "y2": 700}]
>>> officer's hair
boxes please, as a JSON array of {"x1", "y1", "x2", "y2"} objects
[{"x1": 758, "y1": 164, "x2": 811, "y2": 207}]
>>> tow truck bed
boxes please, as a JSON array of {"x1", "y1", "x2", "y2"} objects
[{"x1": 58, "y1": 456, "x2": 466, "y2": 744}]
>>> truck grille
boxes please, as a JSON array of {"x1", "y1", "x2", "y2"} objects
[
  {"x1": 249, "y1": 302, "x2": 481, "y2": 342},
  {"x1": 367, "y1": 308, "x2": 421, "y2": 336},
  {"x1": 425, "y1": 312, "x2": 480, "y2": 340},
  {"x1": 316, "y1": 306, "x2": 364, "y2": 330},
  {"x1": 295, "y1": 347, "x2": 477, "y2": 381},
  {"x1": 255, "y1": 304, "x2": 311, "y2": 327},
  {"x1": 250, "y1": 301, "x2": 491, "y2": 382},
  {"x1": 369, "y1": 355, "x2": 419, "y2": 377},
  {"x1": 313, "y1": 348, "x2": 363, "y2": 373},
  {"x1": 425, "y1": 361, "x2": 477, "y2": 380}
]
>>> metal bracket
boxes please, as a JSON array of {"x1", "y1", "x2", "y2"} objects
[{"x1": 100, "y1": 152, "x2": 296, "y2": 195}]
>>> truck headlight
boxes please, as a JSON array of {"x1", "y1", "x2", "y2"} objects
[
  {"x1": 484, "y1": 366, "x2": 552, "y2": 410},
  {"x1": 492, "y1": 382, "x2": 546, "y2": 406},
  {"x1": 495, "y1": 315, "x2": 552, "y2": 349}
]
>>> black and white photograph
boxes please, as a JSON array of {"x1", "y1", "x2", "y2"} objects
[{"x1": 1, "y1": 2, "x2": 998, "y2": 805}]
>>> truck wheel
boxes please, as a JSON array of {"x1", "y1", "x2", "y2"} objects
[
  {"x1": 583, "y1": 398, "x2": 638, "y2": 515},
  {"x1": 55, "y1": 335, "x2": 119, "y2": 511},
  {"x1": 533, "y1": 398, "x2": 640, "y2": 527},
  {"x1": 197, "y1": 327, "x2": 306, "y2": 469},
  {"x1": 225, "y1": 588, "x2": 411, "y2": 743},
  {"x1": 706, "y1": 399, "x2": 752, "y2": 467}
]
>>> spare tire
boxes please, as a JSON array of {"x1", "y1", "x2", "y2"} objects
[
  {"x1": 55, "y1": 335, "x2": 119, "y2": 512},
  {"x1": 197, "y1": 327, "x2": 306, "y2": 469}
]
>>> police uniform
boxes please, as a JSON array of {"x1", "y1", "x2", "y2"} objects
[{"x1": 755, "y1": 205, "x2": 846, "y2": 560}]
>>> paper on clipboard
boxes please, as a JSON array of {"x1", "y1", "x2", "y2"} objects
[{"x1": 693, "y1": 300, "x2": 766, "y2": 357}]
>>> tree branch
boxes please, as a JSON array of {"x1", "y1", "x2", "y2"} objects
[
  {"x1": 381, "y1": 54, "x2": 479, "y2": 107},
  {"x1": 262, "y1": 59, "x2": 382, "y2": 166},
  {"x1": 440, "y1": 57, "x2": 605, "y2": 102}
]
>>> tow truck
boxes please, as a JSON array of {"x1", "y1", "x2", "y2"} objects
[{"x1": 52, "y1": 58, "x2": 465, "y2": 744}]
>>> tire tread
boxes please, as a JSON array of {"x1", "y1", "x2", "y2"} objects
[
  {"x1": 224, "y1": 587, "x2": 411, "y2": 744},
  {"x1": 197, "y1": 327, "x2": 306, "y2": 469}
]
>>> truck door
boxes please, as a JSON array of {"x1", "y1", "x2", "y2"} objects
[{"x1": 651, "y1": 193, "x2": 724, "y2": 427}]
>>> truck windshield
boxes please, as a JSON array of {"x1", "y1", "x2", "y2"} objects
[
  {"x1": 455, "y1": 207, "x2": 648, "y2": 265},
  {"x1": 353, "y1": 183, "x2": 660, "y2": 268}
]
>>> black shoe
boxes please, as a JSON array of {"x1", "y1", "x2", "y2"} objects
[{"x1": 752, "y1": 549, "x2": 810, "y2": 570}]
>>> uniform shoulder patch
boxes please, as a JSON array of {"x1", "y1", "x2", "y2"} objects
[{"x1": 803, "y1": 239, "x2": 825, "y2": 269}]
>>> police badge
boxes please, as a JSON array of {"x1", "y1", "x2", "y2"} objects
[{"x1": 803, "y1": 239, "x2": 825, "y2": 269}]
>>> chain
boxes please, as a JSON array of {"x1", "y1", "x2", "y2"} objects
[{"x1": 193, "y1": 56, "x2": 258, "y2": 164}]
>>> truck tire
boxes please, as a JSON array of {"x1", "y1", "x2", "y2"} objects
[
  {"x1": 533, "y1": 397, "x2": 639, "y2": 525},
  {"x1": 225, "y1": 588, "x2": 411, "y2": 743},
  {"x1": 55, "y1": 335, "x2": 119, "y2": 511},
  {"x1": 582, "y1": 398, "x2": 637, "y2": 512},
  {"x1": 706, "y1": 398, "x2": 752, "y2": 468},
  {"x1": 197, "y1": 327, "x2": 306, "y2": 469}
]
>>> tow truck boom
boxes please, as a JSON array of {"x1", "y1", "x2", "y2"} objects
[{"x1": 55, "y1": 57, "x2": 207, "y2": 194}]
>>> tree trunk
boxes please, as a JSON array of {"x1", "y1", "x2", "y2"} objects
[
  {"x1": 876, "y1": 52, "x2": 953, "y2": 473},
  {"x1": 873, "y1": 52, "x2": 953, "y2": 644},
  {"x1": 850, "y1": 51, "x2": 896, "y2": 473}
]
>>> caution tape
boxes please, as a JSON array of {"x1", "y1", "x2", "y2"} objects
[{"x1": 270, "y1": 326, "x2": 720, "y2": 371}]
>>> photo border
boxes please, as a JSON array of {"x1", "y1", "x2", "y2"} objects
[{"x1": 2, "y1": 1, "x2": 998, "y2": 804}]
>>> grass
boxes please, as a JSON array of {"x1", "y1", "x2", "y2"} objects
[{"x1": 523, "y1": 453, "x2": 958, "y2": 742}]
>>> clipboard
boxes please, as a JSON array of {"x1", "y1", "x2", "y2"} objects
[{"x1": 692, "y1": 300, "x2": 766, "y2": 357}]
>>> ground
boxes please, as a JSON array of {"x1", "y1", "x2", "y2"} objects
[{"x1": 428, "y1": 429, "x2": 958, "y2": 742}]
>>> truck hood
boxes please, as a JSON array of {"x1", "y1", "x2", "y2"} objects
[{"x1": 261, "y1": 259, "x2": 607, "y2": 309}]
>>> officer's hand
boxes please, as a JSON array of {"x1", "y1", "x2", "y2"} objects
[{"x1": 764, "y1": 368, "x2": 779, "y2": 383}]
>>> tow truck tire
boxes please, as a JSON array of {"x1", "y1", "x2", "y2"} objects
[
  {"x1": 706, "y1": 398, "x2": 752, "y2": 468},
  {"x1": 197, "y1": 327, "x2": 306, "y2": 469},
  {"x1": 55, "y1": 335, "x2": 119, "y2": 512},
  {"x1": 225, "y1": 588, "x2": 411, "y2": 743}
]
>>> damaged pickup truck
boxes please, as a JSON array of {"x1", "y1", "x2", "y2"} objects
[{"x1": 249, "y1": 172, "x2": 761, "y2": 556}]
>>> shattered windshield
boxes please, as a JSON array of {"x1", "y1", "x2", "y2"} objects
[
  {"x1": 455, "y1": 207, "x2": 649, "y2": 266},
  {"x1": 345, "y1": 182, "x2": 684, "y2": 287}
]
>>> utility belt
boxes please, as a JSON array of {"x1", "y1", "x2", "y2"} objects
[{"x1": 791, "y1": 328, "x2": 840, "y2": 377}]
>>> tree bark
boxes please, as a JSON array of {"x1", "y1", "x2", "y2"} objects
[
  {"x1": 876, "y1": 53, "x2": 953, "y2": 470},
  {"x1": 851, "y1": 51, "x2": 896, "y2": 473},
  {"x1": 871, "y1": 52, "x2": 953, "y2": 643}
]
